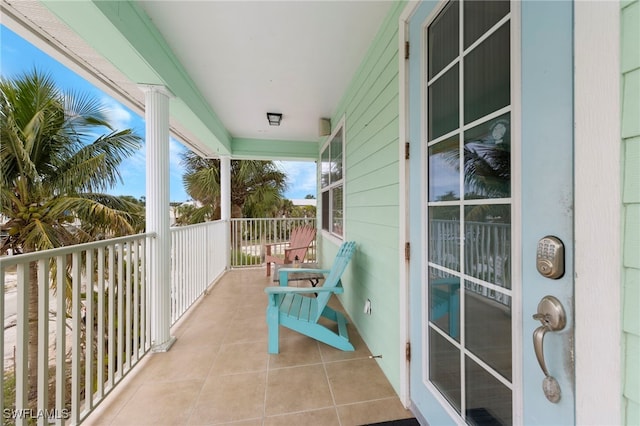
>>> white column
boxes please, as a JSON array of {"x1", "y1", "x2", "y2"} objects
[
  {"x1": 141, "y1": 84, "x2": 175, "y2": 352},
  {"x1": 220, "y1": 156, "x2": 231, "y2": 269}
]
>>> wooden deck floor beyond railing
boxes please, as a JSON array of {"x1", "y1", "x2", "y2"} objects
[{"x1": 83, "y1": 269, "x2": 412, "y2": 426}]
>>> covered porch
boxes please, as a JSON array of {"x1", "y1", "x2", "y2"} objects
[
  {"x1": 82, "y1": 268, "x2": 411, "y2": 425},
  {"x1": 1, "y1": 218, "x2": 410, "y2": 424}
]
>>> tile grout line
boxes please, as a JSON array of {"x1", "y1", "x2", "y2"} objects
[
  {"x1": 263, "y1": 350, "x2": 272, "y2": 425},
  {"x1": 319, "y1": 341, "x2": 344, "y2": 426}
]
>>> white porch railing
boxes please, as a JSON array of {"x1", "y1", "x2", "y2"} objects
[
  {"x1": 230, "y1": 218, "x2": 317, "y2": 267},
  {"x1": 1, "y1": 234, "x2": 152, "y2": 425},
  {"x1": 1, "y1": 221, "x2": 227, "y2": 424},
  {"x1": 170, "y1": 220, "x2": 227, "y2": 324}
]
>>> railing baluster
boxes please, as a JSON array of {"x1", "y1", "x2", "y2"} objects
[
  {"x1": 141, "y1": 238, "x2": 149, "y2": 353},
  {"x1": 133, "y1": 240, "x2": 139, "y2": 363},
  {"x1": 97, "y1": 246, "x2": 105, "y2": 399},
  {"x1": 37, "y1": 259, "x2": 49, "y2": 426},
  {"x1": 55, "y1": 255, "x2": 66, "y2": 426},
  {"x1": 85, "y1": 249, "x2": 94, "y2": 414},
  {"x1": 15, "y1": 262, "x2": 28, "y2": 426},
  {"x1": 71, "y1": 251, "x2": 81, "y2": 423},
  {"x1": 116, "y1": 244, "x2": 124, "y2": 380},
  {"x1": 0, "y1": 264, "x2": 4, "y2": 419},
  {"x1": 107, "y1": 246, "x2": 115, "y2": 389},
  {"x1": 125, "y1": 242, "x2": 132, "y2": 371},
  {"x1": 178, "y1": 230, "x2": 183, "y2": 321}
]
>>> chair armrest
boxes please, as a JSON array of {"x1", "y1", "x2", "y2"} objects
[
  {"x1": 265, "y1": 285, "x2": 343, "y2": 308},
  {"x1": 284, "y1": 245, "x2": 312, "y2": 251},
  {"x1": 278, "y1": 268, "x2": 330, "y2": 287},
  {"x1": 265, "y1": 285, "x2": 343, "y2": 295},
  {"x1": 264, "y1": 241, "x2": 289, "y2": 256},
  {"x1": 279, "y1": 268, "x2": 330, "y2": 274},
  {"x1": 264, "y1": 241, "x2": 289, "y2": 248}
]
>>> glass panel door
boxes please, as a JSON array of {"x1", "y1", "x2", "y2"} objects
[{"x1": 426, "y1": 1, "x2": 512, "y2": 423}]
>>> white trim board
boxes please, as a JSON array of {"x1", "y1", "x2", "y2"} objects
[{"x1": 574, "y1": 2, "x2": 622, "y2": 424}]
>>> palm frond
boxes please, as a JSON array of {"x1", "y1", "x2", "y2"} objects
[
  {"x1": 49, "y1": 129, "x2": 142, "y2": 193},
  {"x1": 62, "y1": 89, "x2": 111, "y2": 132}
]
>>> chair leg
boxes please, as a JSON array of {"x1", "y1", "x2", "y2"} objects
[{"x1": 266, "y1": 307, "x2": 279, "y2": 354}]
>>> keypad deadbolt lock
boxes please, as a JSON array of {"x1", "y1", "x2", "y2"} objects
[{"x1": 536, "y1": 236, "x2": 564, "y2": 279}]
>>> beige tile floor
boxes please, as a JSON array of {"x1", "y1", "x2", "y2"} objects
[{"x1": 83, "y1": 268, "x2": 413, "y2": 425}]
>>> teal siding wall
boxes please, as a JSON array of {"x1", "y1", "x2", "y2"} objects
[
  {"x1": 622, "y1": 1, "x2": 640, "y2": 424},
  {"x1": 318, "y1": 1, "x2": 406, "y2": 393}
]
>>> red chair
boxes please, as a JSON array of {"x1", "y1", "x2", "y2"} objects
[{"x1": 264, "y1": 225, "x2": 316, "y2": 276}]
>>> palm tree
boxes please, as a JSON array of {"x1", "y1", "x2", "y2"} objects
[
  {"x1": 180, "y1": 151, "x2": 287, "y2": 223},
  {"x1": 0, "y1": 69, "x2": 143, "y2": 398}
]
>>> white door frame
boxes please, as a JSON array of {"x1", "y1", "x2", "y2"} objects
[
  {"x1": 573, "y1": 2, "x2": 622, "y2": 424},
  {"x1": 397, "y1": 2, "x2": 414, "y2": 408}
]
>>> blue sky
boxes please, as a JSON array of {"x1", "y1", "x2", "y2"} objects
[{"x1": 0, "y1": 26, "x2": 317, "y2": 202}]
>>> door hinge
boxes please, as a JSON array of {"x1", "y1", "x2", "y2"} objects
[
  {"x1": 405, "y1": 341, "x2": 411, "y2": 362},
  {"x1": 405, "y1": 41, "x2": 410, "y2": 60},
  {"x1": 405, "y1": 242, "x2": 410, "y2": 262},
  {"x1": 405, "y1": 142, "x2": 410, "y2": 160}
]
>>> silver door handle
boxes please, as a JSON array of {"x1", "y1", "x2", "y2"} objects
[{"x1": 532, "y1": 295, "x2": 566, "y2": 403}]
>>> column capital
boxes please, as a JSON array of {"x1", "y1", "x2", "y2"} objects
[{"x1": 138, "y1": 84, "x2": 175, "y2": 98}]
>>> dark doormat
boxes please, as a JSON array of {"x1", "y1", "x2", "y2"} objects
[
  {"x1": 361, "y1": 419, "x2": 420, "y2": 426},
  {"x1": 466, "y1": 407, "x2": 501, "y2": 425}
]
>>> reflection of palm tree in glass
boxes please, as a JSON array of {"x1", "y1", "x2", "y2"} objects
[{"x1": 438, "y1": 115, "x2": 511, "y2": 203}]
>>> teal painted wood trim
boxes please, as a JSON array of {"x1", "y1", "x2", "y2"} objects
[
  {"x1": 42, "y1": 0, "x2": 232, "y2": 156},
  {"x1": 231, "y1": 138, "x2": 318, "y2": 160},
  {"x1": 317, "y1": 0, "x2": 406, "y2": 395},
  {"x1": 622, "y1": 1, "x2": 640, "y2": 424}
]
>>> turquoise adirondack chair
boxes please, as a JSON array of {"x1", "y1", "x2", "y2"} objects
[{"x1": 265, "y1": 241, "x2": 356, "y2": 354}]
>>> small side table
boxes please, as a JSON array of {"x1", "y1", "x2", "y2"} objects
[{"x1": 272, "y1": 263, "x2": 325, "y2": 287}]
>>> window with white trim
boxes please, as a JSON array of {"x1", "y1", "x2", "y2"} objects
[{"x1": 320, "y1": 123, "x2": 344, "y2": 238}]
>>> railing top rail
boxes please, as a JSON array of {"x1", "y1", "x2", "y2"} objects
[
  {"x1": 170, "y1": 219, "x2": 226, "y2": 232},
  {"x1": 230, "y1": 217, "x2": 316, "y2": 222},
  {"x1": 0, "y1": 232, "x2": 156, "y2": 267}
]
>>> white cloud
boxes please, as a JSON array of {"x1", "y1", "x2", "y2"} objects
[
  {"x1": 275, "y1": 161, "x2": 317, "y2": 198},
  {"x1": 123, "y1": 149, "x2": 146, "y2": 172},
  {"x1": 101, "y1": 96, "x2": 134, "y2": 130}
]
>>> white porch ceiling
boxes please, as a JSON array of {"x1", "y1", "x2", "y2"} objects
[{"x1": 1, "y1": 0, "x2": 394, "y2": 157}]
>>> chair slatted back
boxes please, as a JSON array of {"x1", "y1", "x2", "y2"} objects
[
  {"x1": 287, "y1": 225, "x2": 316, "y2": 262},
  {"x1": 311, "y1": 241, "x2": 356, "y2": 322}
]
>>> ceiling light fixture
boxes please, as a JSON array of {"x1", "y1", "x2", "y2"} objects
[{"x1": 266, "y1": 112, "x2": 283, "y2": 126}]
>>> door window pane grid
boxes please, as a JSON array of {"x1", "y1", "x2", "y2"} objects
[
  {"x1": 465, "y1": 355, "x2": 513, "y2": 425},
  {"x1": 465, "y1": 283, "x2": 512, "y2": 382},
  {"x1": 428, "y1": 323, "x2": 513, "y2": 388},
  {"x1": 428, "y1": 0, "x2": 460, "y2": 79},
  {"x1": 463, "y1": 0, "x2": 510, "y2": 48},
  {"x1": 427, "y1": 105, "x2": 511, "y2": 148},
  {"x1": 425, "y1": 0, "x2": 512, "y2": 423}
]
